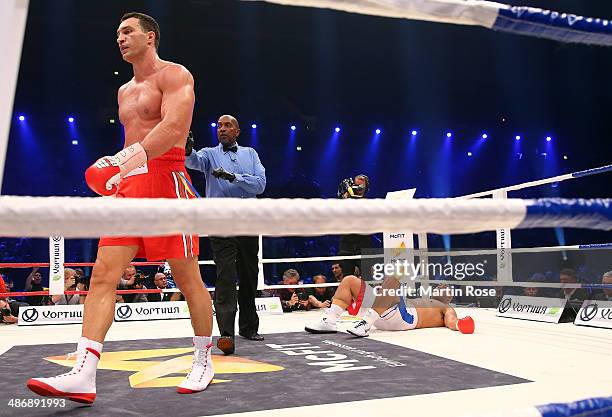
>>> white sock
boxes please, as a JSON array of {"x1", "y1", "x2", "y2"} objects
[
  {"x1": 363, "y1": 309, "x2": 380, "y2": 325},
  {"x1": 73, "y1": 337, "x2": 102, "y2": 377},
  {"x1": 77, "y1": 337, "x2": 103, "y2": 354},
  {"x1": 193, "y1": 335, "x2": 212, "y2": 349},
  {"x1": 324, "y1": 304, "x2": 344, "y2": 324}
]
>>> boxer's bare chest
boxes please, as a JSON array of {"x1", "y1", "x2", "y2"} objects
[{"x1": 118, "y1": 77, "x2": 163, "y2": 128}]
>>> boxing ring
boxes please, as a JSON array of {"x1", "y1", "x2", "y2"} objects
[
  {"x1": 0, "y1": 193, "x2": 610, "y2": 417},
  {"x1": 1, "y1": 1, "x2": 611, "y2": 416}
]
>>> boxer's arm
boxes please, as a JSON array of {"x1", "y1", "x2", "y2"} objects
[{"x1": 141, "y1": 65, "x2": 195, "y2": 160}]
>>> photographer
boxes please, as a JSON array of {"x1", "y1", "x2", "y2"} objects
[
  {"x1": 118, "y1": 266, "x2": 148, "y2": 303},
  {"x1": 338, "y1": 174, "x2": 372, "y2": 277},
  {"x1": 277, "y1": 269, "x2": 310, "y2": 312},
  {"x1": 307, "y1": 275, "x2": 334, "y2": 309},
  {"x1": 52, "y1": 268, "x2": 81, "y2": 305}
]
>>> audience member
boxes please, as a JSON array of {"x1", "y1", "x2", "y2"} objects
[
  {"x1": 24, "y1": 267, "x2": 46, "y2": 306},
  {"x1": 593, "y1": 271, "x2": 612, "y2": 301},
  {"x1": 307, "y1": 275, "x2": 334, "y2": 309},
  {"x1": 521, "y1": 273, "x2": 544, "y2": 298},
  {"x1": 148, "y1": 272, "x2": 181, "y2": 302},
  {"x1": 331, "y1": 263, "x2": 344, "y2": 282},
  {"x1": 555, "y1": 268, "x2": 589, "y2": 312},
  {"x1": 0, "y1": 277, "x2": 18, "y2": 324},
  {"x1": 51, "y1": 268, "x2": 81, "y2": 305},
  {"x1": 118, "y1": 266, "x2": 148, "y2": 303},
  {"x1": 0, "y1": 298, "x2": 18, "y2": 324},
  {"x1": 277, "y1": 269, "x2": 309, "y2": 312},
  {"x1": 431, "y1": 283, "x2": 454, "y2": 305},
  {"x1": 1, "y1": 268, "x2": 14, "y2": 291}
]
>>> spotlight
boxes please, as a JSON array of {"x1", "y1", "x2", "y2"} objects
[
  {"x1": 251, "y1": 124, "x2": 257, "y2": 129},
  {"x1": 109, "y1": 119, "x2": 115, "y2": 124},
  {"x1": 546, "y1": 136, "x2": 552, "y2": 142},
  {"x1": 515, "y1": 135, "x2": 521, "y2": 141},
  {"x1": 563, "y1": 155, "x2": 568, "y2": 160},
  {"x1": 446, "y1": 132, "x2": 452, "y2": 138},
  {"x1": 375, "y1": 129, "x2": 381, "y2": 135},
  {"x1": 411, "y1": 130, "x2": 418, "y2": 136},
  {"x1": 296, "y1": 146, "x2": 302, "y2": 151},
  {"x1": 334, "y1": 127, "x2": 341, "y2": 133},
  {"x1": 290, "y1": 125, "x2": 296, "y2": 131},
  {"x1": 113, "y1": 71, "x2": 119, "y2": 75},
  {"x1": 71, "y1": 140, "x2": 78, "y2": 145},
  {"x1": 18, "y1": 115, "x2": 25, "y2": 122},
  {"x1": 481, "y1": 133, "x2": 488, "y2": 139},
  {"x1": 68, "y1": 117, "x2": 75, "y2": 123},
  {"x1": 210, "y1": 122, "x2": 217, "y2": 128},
  {"x1": 467, "y1": 151, "x2": 473, "y2": 157}
]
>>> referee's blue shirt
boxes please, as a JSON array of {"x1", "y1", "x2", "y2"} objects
[{"x1": 185, "y1": 143, "x2": 266, "y2": 198}]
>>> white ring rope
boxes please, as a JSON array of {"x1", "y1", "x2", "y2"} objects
[{"x1": 0, "y1": 196, "x2": 610, "y2": 238}]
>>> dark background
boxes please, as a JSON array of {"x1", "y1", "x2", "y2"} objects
[{"x1": 1, "y1": 0, "x2": 611, "y2": 286}]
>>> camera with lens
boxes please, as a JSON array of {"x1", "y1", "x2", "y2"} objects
[
  {"x1": 129, "y1": 272, "x2": 147, "y2": 288},
  {"x1": 337, "y1": 175, "x2": 369, "y2": 199},
  {"x1": 78, "y1": 275, "x2": 91, "y2": 290}
]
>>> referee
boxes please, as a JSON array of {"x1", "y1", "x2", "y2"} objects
[{"x1": 186, "y1": 115, "x2": 266, "y2": 355}]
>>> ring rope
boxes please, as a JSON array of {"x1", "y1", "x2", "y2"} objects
[{"x1": 0, "y1": 197, "x2": 610, "y2": 238}]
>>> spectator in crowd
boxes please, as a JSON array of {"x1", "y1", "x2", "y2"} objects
[
  {"x1": 127, "y1": 273, "x2": 149, "y2": 303},
  {"x1": 117, "y1": 266, "x2": 148, "y2": 303},
  {"x1": 148, "y1": 272, "x2": 181, "y2": 302},
  {"x1": 593, "y1": 271, "x2": 612, "y2": 301},
  {"x1": 1, "y1": 268, "x2": 14, "y2": 291},
  {"x1": 24, "y1": 267, "x2": 46, "y2": 306},
  {"x1": 77, "y1": 273, "x2": 90, "y2": 304},
  {"x1": 51, "y1": 268, "x2": 81, "y2": 305},
  {"x1": 431, "y1": 283, "x2": 455, "y2": 305},
  {"x1": 277, "y1": 269, "x2": 310, "y2": 312},
  {"x1": 331, "y1": 263, "x2": 344, "y2": 282},
  {"x1": 523, "y1": 286, "x2": 540, "y2": 297},
  {"x1": 522, "y1": 273, "x2": 546, "y2": 298},
  {"x1": 0, "y1": 298, "x2": 18, "y2": 324},
  {"x1": 555, "y1": 268, "x2": 589, "y2": 311},
  {"x1": 307, "y1": 275, "x2": 334, "y2": 309},
  {"x1": 0, "y1": 277, "x2": 18, "y2": 324}
]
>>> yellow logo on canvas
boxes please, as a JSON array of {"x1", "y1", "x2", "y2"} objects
[{"x1": 44, "y1": 347, "x2": 283, "y2": 388}]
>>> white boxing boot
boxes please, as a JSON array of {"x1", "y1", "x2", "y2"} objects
[
  {"x1": 347, "y1": 309, "x2": 379, "y2": 337},
  {"x1": 347, "y1": 319, "x2": 372, "y2": 337},
  {"x1": 305, "y1": 317, "x2": 338, "y2": 334},
  {"x1": 177, "y1": 336, "x2": 214, "y2": 394},
  {"x1": 27, "y1": 337, "x2": 102, "y2": 404},
  {"x1": 305, "y1": 303, "x2": 344, "y2": 334}
]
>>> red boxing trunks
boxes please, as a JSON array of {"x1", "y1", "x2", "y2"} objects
[{"x1": 98, "y1": 147, "x2": 199, "y2": 260}]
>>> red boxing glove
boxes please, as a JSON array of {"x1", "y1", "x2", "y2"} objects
[
  {"x1": 456, "y1": 316, "x2": 475, "y2": 334},
  {"x1": 85, "y1": 143, "x2": 148, "y2": 196}
]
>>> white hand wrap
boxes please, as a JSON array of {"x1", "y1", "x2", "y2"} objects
[{"x1": 114, "y1": 142, "x2": 148, "y2": 177}]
